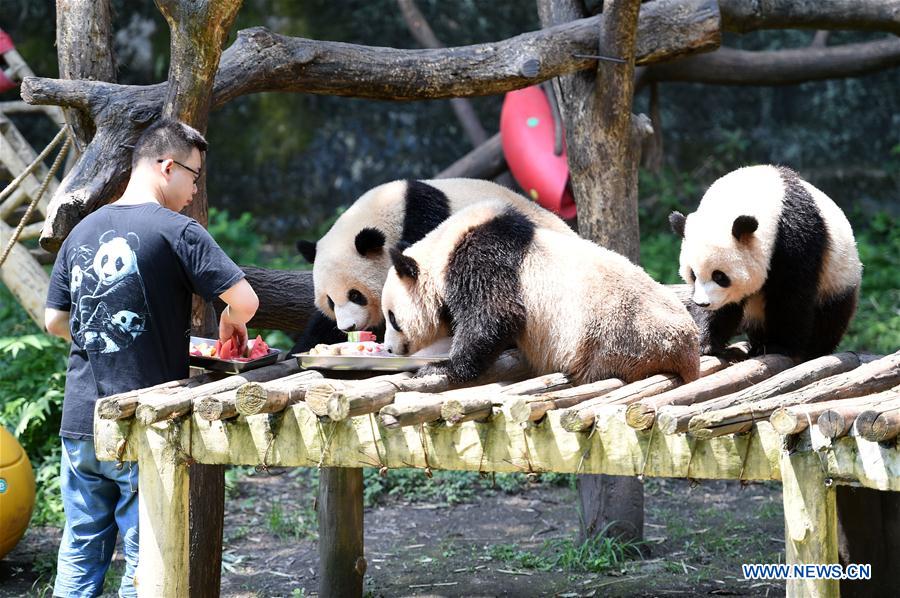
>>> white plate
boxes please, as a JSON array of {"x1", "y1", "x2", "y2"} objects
[{"x1": 295, "y1": 353, "x2": 447, "y2": 372}]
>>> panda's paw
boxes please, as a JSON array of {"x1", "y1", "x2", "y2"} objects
[{"x1": 415, "y1": 362, "x2": 452, "y2": 379}]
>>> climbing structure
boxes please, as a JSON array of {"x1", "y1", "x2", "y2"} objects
[{"x1": 0, "y1": 28, "x2": 68, "y2": 326}]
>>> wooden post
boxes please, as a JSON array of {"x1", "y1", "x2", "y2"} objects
[
  {"x1": 318, "y1": 467, "x2": 365, "y2": 598},
  {"x1": 135, "y1": 425, "x2": 191, "y2": 597},
  {"x1": 780, "y1": 448, "x2": 839, "y2": 598}
]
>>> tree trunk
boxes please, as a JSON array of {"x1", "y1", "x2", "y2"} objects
[
  {"x1": 55, "y1": 0, "x2": 116, "y2": 152},
  {"x1": 152, "y1": 2, "x2": 244, "y2": 596},
  {"x1": 318, "y1": 468, "x2": 365, "y2": 597},
  {"x1": 538, "y1": 0, "x2": 646, "y2": 544}
]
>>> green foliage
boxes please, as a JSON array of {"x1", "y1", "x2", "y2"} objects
[
  {"x1": 361, "y1": 468, "x2": 572, "y2": 507},
  {"x1": 206, "y1": 207, "x2": 265, "y2": 266},
  {"x1": 0, "y1": 286, "x2": 68, "y2": 527},
  {"x1": 841, "y1": 212, "x2": 900, "y2": 354},
  {"x1": 487, "y1": 529, "x2": 643, "y2": 574},
  {"x1": 266, "y1": 501, "x2": 317, "y2": 541}
]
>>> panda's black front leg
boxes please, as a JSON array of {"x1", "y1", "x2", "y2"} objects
[
  {"x1": 757, "y1": 286, "x2": 816, "y2": 360},
  {"x1": 695, "y1": 302, "x2": 743, "y2": 355},
  {"x1": 416, "y1": 318, "x2": 515, "y2": 384}
]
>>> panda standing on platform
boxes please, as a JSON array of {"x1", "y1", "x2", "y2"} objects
[
  {"x1": 381, "y1": 201, "x2": 700, "y2": 385},
  {"x1": 669, "y1": 165, "x2": 862, "y2": 360},
  {"x1": 292, "y1": 178, "x2": 573, "y2": 351}
]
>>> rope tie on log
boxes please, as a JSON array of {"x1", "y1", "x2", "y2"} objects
[
  {"x1": 315, "y1": 418, "x2": 338, "y2": 470},
  {"x1": 638, "y1": 420, "x2": 658, "y2": 482},
  {"x1": 684, "y1": 433, "x2": 699, "y2": 486},
  {"x1": 367, "y1": 413, "x2": 388, "y2": 476},
  {"x1": 0, "y1": 127, "x2": 70, "y2": 267},
  {"x1": 803, "y1": 409, "x2": 834, "y2": 486},
  {"x1": 737, "y1": 428, "x2": 755, "y2": 485},
  {"x1": 522, "y1": 425, "x2": 538, "y2": 481},
  {"x1": 256, "y1": 412, "x2": 283, "y2": 473},
  {"x1": 575, "y1": 423, "x2": 598, "y2": 475},
  {"x1": 416, "y1": 424, "x2": 433, "y2": 478}
]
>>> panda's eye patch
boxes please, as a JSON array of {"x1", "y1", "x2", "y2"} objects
[
  {"x1": 347, "y1": 289, "x2": 367, "y2": 306},
  {"x1": 326, "y1": 296, "x2": 335, "y2": 311},
  {"x1": 712, "y1": 270, "x2": 731, "y2": 287},
  {"x1": 388, "y1": 310, "x2": 402, "y2": 332}
]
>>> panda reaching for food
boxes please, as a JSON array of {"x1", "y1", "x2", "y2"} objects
[
  {"x1": 381, "y1": 201, "x2": 701, "y2": 385},
  {"x1": 669, "y1": 165, "x2": 862, "y2": 360},
  {"x1": 291, "y1": 178, "x2": 574, "y2": 353}
]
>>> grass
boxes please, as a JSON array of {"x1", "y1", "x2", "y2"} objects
[
  {"x1": 266, "y1": 502, "x2": 318, "y2": 541},
  {"x1": 486, "y1": 529, "x2": 644, "y2": 574}
]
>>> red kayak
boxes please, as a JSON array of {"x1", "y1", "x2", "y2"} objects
[{"x1": 500, "y1": 85, "x2": 576, "y2": 220}]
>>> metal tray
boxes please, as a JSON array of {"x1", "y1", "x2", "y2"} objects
[
  {"x1": 295, "y1": 352, "x2": 446, "y2": 372},
  {"x1": 189, "y1": 336, "x2": 280, "y2": 375}
]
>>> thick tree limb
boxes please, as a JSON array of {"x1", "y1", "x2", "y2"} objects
[
  {"x1": 718, "y1": 0, "x2": 900, "y2": 35},
  {"x1": 213, "y1": 267, "x2": 317, "y2": 334},
  {"x1": 642, "y1": 38, "x2": 900, "y2": 87},
  {"x1": 23, "y1": 0, "x2": 719, "y2": 251}
]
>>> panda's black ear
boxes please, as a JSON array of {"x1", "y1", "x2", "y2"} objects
[
  {"x1": 732, "y1": 215, "x2": 759, "y2": 242},
  {"x1": 355, "y1": 227, "x2": 386, "y2": 257},
  {"x1": 389, "y1": 247, "x2": 419, "y2": 281},
  {"x1": 669, "y1": 212, "x2": 686, "y2": 238},
  {"x1": 296, "y1": 240, "x2": 317, "y2": 263}
]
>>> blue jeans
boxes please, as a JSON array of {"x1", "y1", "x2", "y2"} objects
[{"x1": 54, "y1": 437, "x2": 138, "y2": 598}]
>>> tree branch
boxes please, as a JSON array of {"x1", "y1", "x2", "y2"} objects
[
  {"x1": 718, "y1": 0, "x2": 900, "y2": 35},
  {"x1": 642, "y1": 38, "x2": 900, "y2": 87}
]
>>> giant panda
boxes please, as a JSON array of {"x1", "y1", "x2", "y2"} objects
[
  {"x1": 669, "y1": 165, "x2": 862, "y2": 360},
  {"x1": 293, "y1": 178, "x2": 574, "y2": 350},
  {"x1": 381, "y1": 200, "x2": 700, "y2": 385}
]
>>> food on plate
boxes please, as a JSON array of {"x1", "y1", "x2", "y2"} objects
[
  {"x1": 189, "y1": 341, "x2": 216, "y2": 357},
  {"x1": 308, "y1": 341, "x2": 391, "y2": 357},
  {"x1": 347, "y1": 330, "x2": 376, "y2": 342},
  {"x1": 190, "y1": 335, "x2": 271, "y2": 361}
]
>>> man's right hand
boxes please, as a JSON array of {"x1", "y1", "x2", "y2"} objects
[
  {"x1": 219, "y1": 309, "x2": 248, "y2": 355},
  {"x1": 217, "y1": 278, "x2": 259, "y2": 354}
]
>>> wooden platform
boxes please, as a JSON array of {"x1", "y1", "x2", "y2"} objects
[{"x1": 94, "y1": 349, "x2": 900, "y2": 597}]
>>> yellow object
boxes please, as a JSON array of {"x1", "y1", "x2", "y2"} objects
[{"x1": 0, "y1": 426, "x2": 35, "y2": 559}]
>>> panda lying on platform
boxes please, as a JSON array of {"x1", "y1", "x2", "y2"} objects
[
  {"x1": 381, "y1": 201, "x2": 701, "y2": 385},
  {"x1": 293, "y1": 178, "x2": 573, "y2": 351},
  {"x1": 669, "y1": 165, "x2": 862, "y2": 360}
]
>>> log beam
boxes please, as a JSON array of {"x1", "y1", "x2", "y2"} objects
[
  {"x1": 657, "y1": 352, "x2": 871, "y2": 435},
  {"x1": 625, "y1": 354, "x2": 795, "y2": 430},
  {"x1": 689, "y1": 351, "x2": 900, "y2": 439}
]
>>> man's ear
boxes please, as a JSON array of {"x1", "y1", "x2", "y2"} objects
[
  {"x1": 296, "y1": 240, "x2": 316, "y2": 263},
  {"x1": 355, "y1": 228, "x2": 386, "y2": 257},
  {"x1": 732, "y1": 215, "x2": 758, "y2": 243},
  {"x1": 389, "y1": 247, "x2": 419, "y2": 281},
  {"x1": 669, "y1": 211, "x2": 686, "y2": 238}
]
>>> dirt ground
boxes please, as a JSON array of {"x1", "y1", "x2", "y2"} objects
[{"x1": 1, "y1": 470, "x2": 787, "y2": 597}]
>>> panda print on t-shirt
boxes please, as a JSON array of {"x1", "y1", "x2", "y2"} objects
[{"x1": 72, "y1": 230, "x2": 150, "y2": 353}]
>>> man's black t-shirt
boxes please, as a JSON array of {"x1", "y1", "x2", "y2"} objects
[{"x1": 46, "y1": 202, "x2": 245, "y2": 439}]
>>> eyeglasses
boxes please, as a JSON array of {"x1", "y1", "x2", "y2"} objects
[{"x1": 157, "y1": 158, "x2": 201, "y2": 183}]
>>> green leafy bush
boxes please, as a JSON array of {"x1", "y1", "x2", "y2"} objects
[{"x1": 0, "y1": 286, "x2": 68, "y2": 526}]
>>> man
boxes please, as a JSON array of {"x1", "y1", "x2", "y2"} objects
[{"x1": 44, "y1": 118, "x2": 258, "y2": 597}]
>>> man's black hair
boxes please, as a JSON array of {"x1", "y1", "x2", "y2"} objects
[{"x1": 131, "y1": 118, "x2": 208, "y2": 168}]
